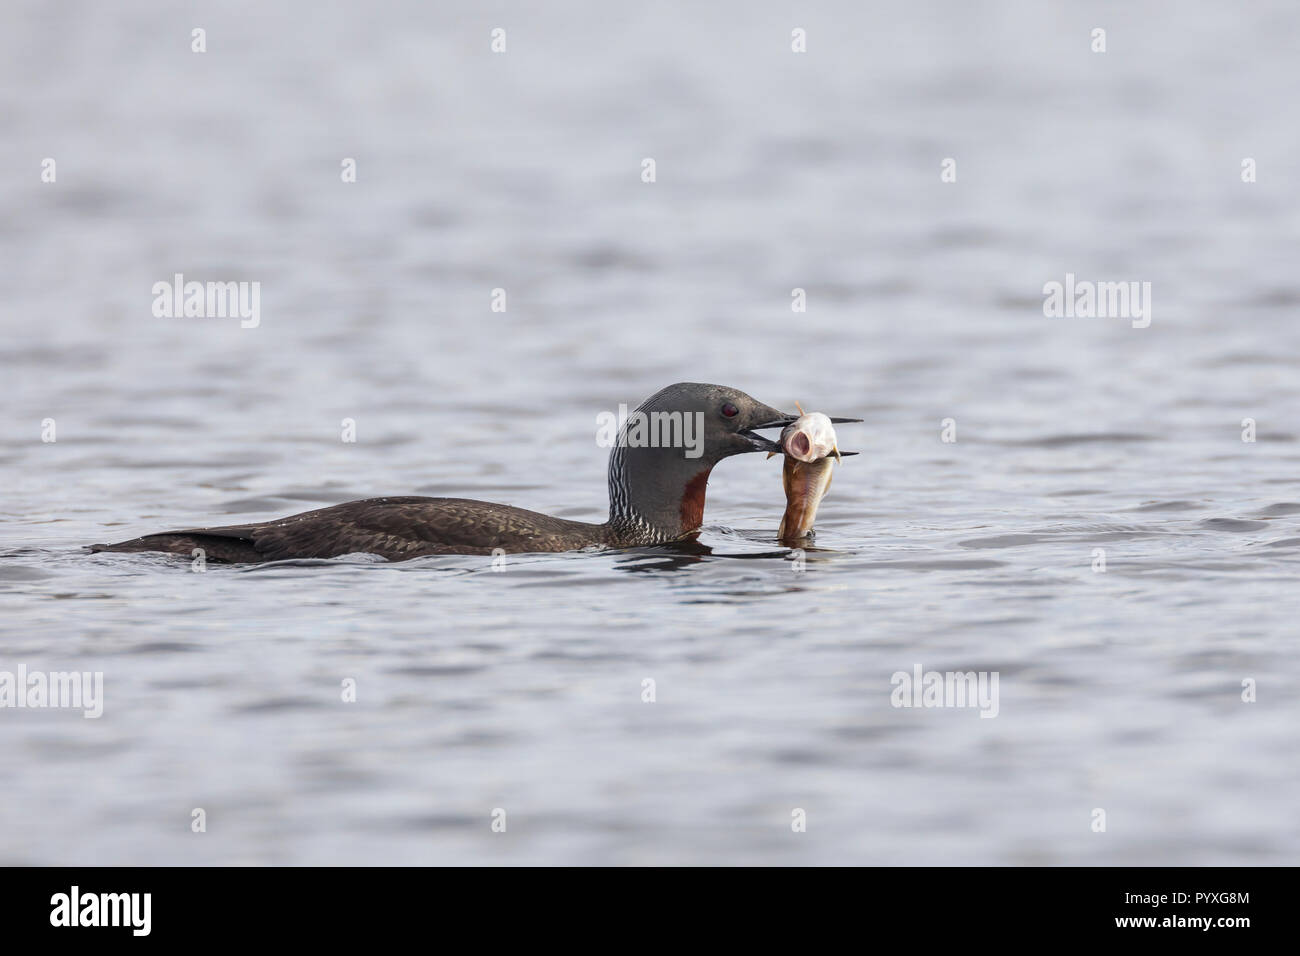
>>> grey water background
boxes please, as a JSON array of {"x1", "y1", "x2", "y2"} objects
[{"x1": 2, "y1": 0, "x2": 1298, "y2": 865}]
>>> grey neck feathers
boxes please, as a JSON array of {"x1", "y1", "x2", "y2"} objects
[{"x1": 606, "y1": 442, "x2": 692, "y2": 545}]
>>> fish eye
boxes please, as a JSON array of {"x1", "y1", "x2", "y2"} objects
[{"x1": 720, "y1": 402, "x2": 739, "y2": 419}]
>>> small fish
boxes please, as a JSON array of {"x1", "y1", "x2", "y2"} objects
[{"x1": 771, "y1": 407, "x2": 841, "y2": 542}]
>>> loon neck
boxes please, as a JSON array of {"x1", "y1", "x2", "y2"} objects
[{"x1": 606, "y1": 443, "x2": 713, "y2": 545}]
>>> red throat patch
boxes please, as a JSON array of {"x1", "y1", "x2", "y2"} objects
[{"x1": 679, "y1": 469, "x2": 711, "y2": 533}]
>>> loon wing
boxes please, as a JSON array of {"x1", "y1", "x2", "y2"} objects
[{"x1": 91, "y1": 497, "x2": 605, "y2": 562}]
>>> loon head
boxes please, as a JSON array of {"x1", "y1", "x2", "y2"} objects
[{"x1": 605, "y1": 382, "x2": 858, "y2": 544}]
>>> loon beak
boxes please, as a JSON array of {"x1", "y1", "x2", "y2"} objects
[
  {"x1": 742, "y1": 404, "x2": 863, "y2": 454},
  {"x1": 743, "y1": 432, "x2": 785, "y2": 454}
]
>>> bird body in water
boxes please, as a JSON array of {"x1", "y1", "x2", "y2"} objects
[{"x1": 90, "y1": 383, "x2": 859, "y2": 563}]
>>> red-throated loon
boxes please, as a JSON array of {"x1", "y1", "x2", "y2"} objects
[{"x1": 90, "y1": 383, "x2": 859, "y2": 562}]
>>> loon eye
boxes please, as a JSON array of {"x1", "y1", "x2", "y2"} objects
[{"x1": 721, "y1": 402, "x2": 739, "y2": 419}]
